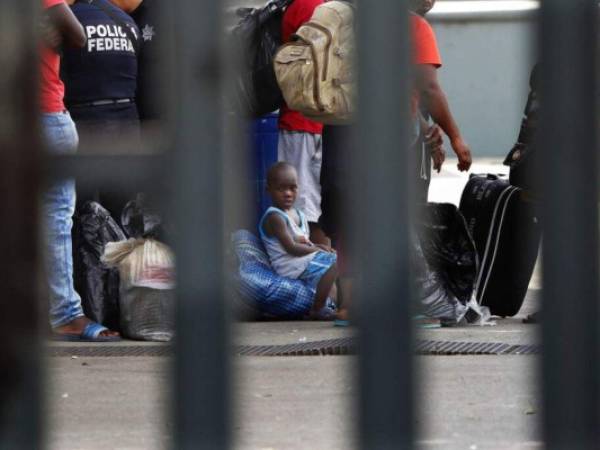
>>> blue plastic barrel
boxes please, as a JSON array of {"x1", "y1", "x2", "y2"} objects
[{"x1": 252, "y1": 112, "x2": 279, "y2": 219}]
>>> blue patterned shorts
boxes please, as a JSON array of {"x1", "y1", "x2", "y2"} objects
[{"x1": 299, "y1": 251, "x2": 337, "y2": 290}]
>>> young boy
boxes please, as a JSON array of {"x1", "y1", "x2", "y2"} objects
[{"x1": 259, "y1": 162, "x2": 338, "y2": 319}]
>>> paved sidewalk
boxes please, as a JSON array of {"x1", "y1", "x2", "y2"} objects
[
  {"x1": 46, "y1": 288, "x2": 541, "y2": 450},
  {"x1": 46, "y1": 158, "x2": 543, "y2": 450}
]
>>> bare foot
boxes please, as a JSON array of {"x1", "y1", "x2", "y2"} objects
[
  {"x1": 53, "y1": 316, "x2": 119, "y2": 338},
  {"x1": 308, "y1": 306, "x2": 336, "y2": 321},
  {"x1": 335, "y1": 308, "x2": 349, "y2": 321}
]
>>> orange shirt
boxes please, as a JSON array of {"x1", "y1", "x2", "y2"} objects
[
  {"x1": 411, "y1": 14, "x2": 442, "y2": 116},
  {"x1": 411, "y1": 13, "x2": 442, "y2": 67},
  {"x1": 40, "y1": 0, "x2": 67, "y2": 113}
]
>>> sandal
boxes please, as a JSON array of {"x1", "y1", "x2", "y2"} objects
[
  {"x1": 52, "y1": 321, "x2": 121, "y2": 342},
  {"x1": 413, "y1": 315, "x2": 441, "y2": 329}
]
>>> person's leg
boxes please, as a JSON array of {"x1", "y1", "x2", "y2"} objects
[
  {"x1": 41, "y1": 112, "x2": 118, "y2": 337},
  {"x1": 413, "y1": 116, "x2": 431, "y2": 204},
  {"x1": 309, "y1": 222, "x2": 331, "y2": 246},
  {"x1": 72, "y1": 105, "x2": 141, "y2": 222},
  {"x1": 42, "y1": 112, "x2": 84, "y2": 328},
  {"x1": 335, "y1": 276, "x2": 353, "y2": 321},
  {"x1": 311, "y1": 262, "x2": 338, "y2": 314},
  {"x1": 319, "y1": 125, "x2": 353, "y2": 322},
  {"x1": 278, "y1": 130, "x2": 326, "y2": 242}
]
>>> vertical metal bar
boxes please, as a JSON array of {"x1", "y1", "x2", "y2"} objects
[
  {"x1": 539, "y1": 1, "x2": 600, "y2": 448},
  {"x1": 0, "y1": 1, "x2": 42, "y2": 448},
  {"x1": 171, "y1": 0, "x2": 229, "y2": 449},
  {"x1": 355, "y1": 0, "x2": 414, "y2": 449}
]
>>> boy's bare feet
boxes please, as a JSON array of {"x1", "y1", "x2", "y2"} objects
[{"x1": 308, "y1": 308, "x2": 336, "y2": 321}]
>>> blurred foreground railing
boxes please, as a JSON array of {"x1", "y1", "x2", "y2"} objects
[
  {"x1": 0, "y1": 0, "x2": 599, "y2": 449},
  {"x1": 539, "y1": 0, "x2": 600, "y2": 448}
]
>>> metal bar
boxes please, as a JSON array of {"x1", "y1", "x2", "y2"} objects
[
  {"x1": 355, "y1": 0, "x2": 414, "y2": 449},
  {"x1": 46, "y1": 154, "x2": 165, "y2": 189},
  {"x1": 539, "y1": 0, "x2": 600, "y2": 448},
  {"x1": 0, "y1": 1, "x2": 42, "y2": 448},
  {"x1": 170, "y1": 0, "x2": 229, "y2": 449}
]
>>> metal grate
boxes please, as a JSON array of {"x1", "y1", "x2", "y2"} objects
[
  {"x1": 46, "y1": 338, "x2": 540, "y2": 358},
  {"x1": 46, "y1": 345, "x2": 173, "y2": 358}
]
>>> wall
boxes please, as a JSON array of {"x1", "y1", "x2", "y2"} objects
[{"x1": 430, "y1": 8, "x2": 536, "y2": 156}]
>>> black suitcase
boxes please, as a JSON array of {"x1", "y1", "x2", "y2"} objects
[{"x1": 459, "y1": 174, "x2": 541, "y2": 317}]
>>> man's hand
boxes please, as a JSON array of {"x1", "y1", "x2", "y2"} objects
[
  {"x1": 425, "y1": 124, "x2": 445, "y2": 173},
  {"x1": 431, "y1": 147, "x2": 445, "y2": 173},
  {"x1": 451, "y1": 137, "x2": 472, "y2": 172}
]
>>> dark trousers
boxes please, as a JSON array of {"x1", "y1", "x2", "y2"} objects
[{"x1": 69, "y1": 103, "x2": 141, "y2": 223}]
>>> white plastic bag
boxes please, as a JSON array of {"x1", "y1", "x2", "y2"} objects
[
  {"x1": 102, "y1": 239, "x2": 175, "y2": 341},
  {"x1": 102, "y1": 238, "x2": 175, "y2": 289}
]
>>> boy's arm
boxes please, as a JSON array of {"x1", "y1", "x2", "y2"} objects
[
  {"x1": 265, "y1": 214, "x2": 318, "y2": 257},
  {"x1": 416, "y1": 64, "x2": 472, "y2": 172},
  {"x1": 44, "y1": 2, "x2": 86, "y2": 49}
]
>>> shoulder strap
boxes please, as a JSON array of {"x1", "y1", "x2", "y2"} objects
[
  {"x1": 86, "y1": 0, "x2": 140, "y2": 54},
  {"x1": 259, "y1": 207, "x2": 290, "y2": 239},
  {"x1": 272, "y1": 0, "x2": 294, "y2": 10},
  {"x1": 296, "y1": 208, "x2": 308, "y2": 233}
]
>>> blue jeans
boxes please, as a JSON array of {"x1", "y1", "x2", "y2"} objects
[{"x1": 41, "y1": 112, "x2": 84, "y2": 328}]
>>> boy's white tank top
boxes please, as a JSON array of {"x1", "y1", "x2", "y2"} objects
[{"x1": 259, "y1": 207, "x2": 315, "y2": 279}]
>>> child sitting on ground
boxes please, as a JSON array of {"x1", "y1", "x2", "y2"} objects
[{"x1": 259, "y1": 162, "x2": 338, "y2": 320}]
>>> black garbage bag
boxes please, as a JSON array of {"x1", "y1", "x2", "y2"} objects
[
  {"x1": 229, "y1": 0, "x2": 293, "y2": 116},
  {"x1": 120, "y1": 193, "x2": 164, "y2": 240},
  {"x1": 72, "y1": 201, "x2": 127, "y2": 331},
  {"x1": 413, "y1": 203, "x2": 479, "y2": 323}
]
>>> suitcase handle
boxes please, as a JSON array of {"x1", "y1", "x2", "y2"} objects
[{"x1": 469, "y1": 173, "x2": 508, "y2": 181}]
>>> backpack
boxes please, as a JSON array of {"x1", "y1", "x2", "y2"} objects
[
  {"x1": 229, "y1": 0, "x2": 294, "y2": 117},
  {"x1": 274, "y1": 1, "x2": 356, "y2": 124}
]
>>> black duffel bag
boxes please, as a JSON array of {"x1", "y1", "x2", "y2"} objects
[{"x1": 229, "y1": 0, "x2": 293, "y2": 117}]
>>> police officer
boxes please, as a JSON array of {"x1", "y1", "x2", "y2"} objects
[
  {"x1": 101, "y1": 0, "x2": 164, "y2": 124},
  {"x1": 128, "y1": 0, "x2": 164, "y2": 123},
  {"x1": 62, "y1": 0, "x2": 141, "y2": 215},
  {"x1": 62, "y1": 0, "x2": 141, "y2": 150}
]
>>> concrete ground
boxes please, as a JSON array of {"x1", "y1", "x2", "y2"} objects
[
  {"x1": 46, "y1": 290, "x2": 542, "y2": 450},
  {"x1": 46, "y1": 158, "x2": 544, "y2": 450},
  {"x1": 46, "y1": 301, "x2": 541, "y2": 450}
]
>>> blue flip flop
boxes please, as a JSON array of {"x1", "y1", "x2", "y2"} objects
[
  {"x1": 52, "y1": 322, "x2": 121, "y2": 342},
  {"x1": 413, "y1": 315, "x2": 441, "y2": 329}
]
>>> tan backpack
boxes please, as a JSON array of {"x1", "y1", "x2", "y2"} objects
[{"x1": 274, "y1": 1, "x2": 356, "y2": 125}]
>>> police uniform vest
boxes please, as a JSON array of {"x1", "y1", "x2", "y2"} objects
[
  {"x1": 62, "y1": 0, "x2": 139, "y2": 106},
  {"x1": 131, "y1": 0, "x2": 161, "y2": 121}
]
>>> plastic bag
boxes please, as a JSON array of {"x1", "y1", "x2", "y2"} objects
[
  {"x1": 413, "y1": 203, "x2": 484, "y2": 324},
  {"x1": 120, "y1": 193, "x2": 164, "y2": 239},
  {"x1": 102, "y1": 238, "x2": 175, "y2": 341},
  {"x1": 229, "y1": 0, "x2": 293, "y2": 116},
  {"x1": 72, "y1": 201, "x2": 126, "y2": 331},
  {"x1": 416, "y1": 203, "x2": 478, "y2": 304}
]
